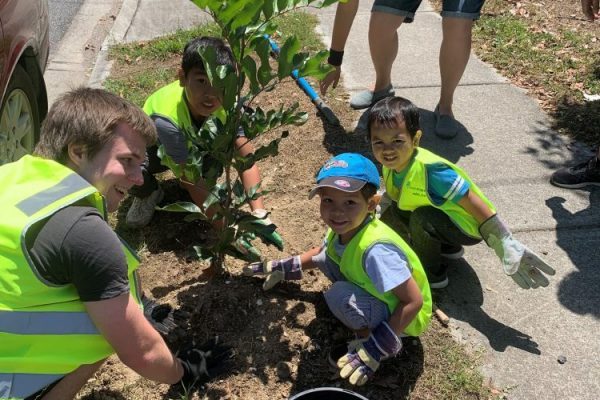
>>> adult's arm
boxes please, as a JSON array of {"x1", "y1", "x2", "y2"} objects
[
  {"x1": 85, "y1": 293, "x2": 183, "y2": 384},
  {"x1": 320, "y1": 0, "x2": 359, "y2": 95}
]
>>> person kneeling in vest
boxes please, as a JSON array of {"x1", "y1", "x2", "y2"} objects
[
  {"x1": 0, "y1": 88, "x2": 233, "y2": 400},
  {"x1": 126, "y1": 36, "x2": 281, "y2": 251},
  {"x1": 368, "y1": 96, "x2": 556, "y2": 290},
  {"x1": 244, "y1": 153, "x2": 432, "y2": 386}
]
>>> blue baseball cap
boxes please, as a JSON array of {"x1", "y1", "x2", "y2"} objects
[{"x1": 308, "y1": 153, "x2": 380, "y2": 199}]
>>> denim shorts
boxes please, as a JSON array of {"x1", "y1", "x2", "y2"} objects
[{"x1": 373, "y1": 0, "x2": 486, "y2": 23}]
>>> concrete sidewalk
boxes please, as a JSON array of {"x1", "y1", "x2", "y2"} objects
[
  {"x1": 60, "y1": 0, "x2": 598, "y2": 398},
  {"x1": 315, "y1": 2, "x2": 599, "y2": 399}
]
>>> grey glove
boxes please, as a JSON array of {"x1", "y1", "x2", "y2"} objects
[
  {"x1": 176, "y1": 336, "x2": 235, "y2": 390},
  {"x1": 243, "y1": 255, "x2": 302, "y2": 290},
  {"x1": 479, "y1": 214, "x2": 556, "y2": 289}
]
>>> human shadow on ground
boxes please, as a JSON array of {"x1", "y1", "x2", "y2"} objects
[
  {"x1": 320, "y1": 107, "x2": 475, "y2": 167},
  {"x1": 545, "y1": 189, "x2": 600, "y2": 319},
  {"x1": 435, "y1": 258, "x2": 541, "y2": 355}
]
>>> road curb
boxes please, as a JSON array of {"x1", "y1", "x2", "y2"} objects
[{"x1": 88, "y1": 0, "x2": 140, "y2": 88}]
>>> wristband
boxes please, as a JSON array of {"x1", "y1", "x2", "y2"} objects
[{"x1": 327, "y1": 49, "x2": 344, "y2": 67}]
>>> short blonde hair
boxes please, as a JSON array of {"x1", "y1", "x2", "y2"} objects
[{"x1": 35, "y1": 87, "x2": 156, "y2": 163}]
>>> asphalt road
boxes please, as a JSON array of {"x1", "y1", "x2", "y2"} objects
[{"x1": 47, "y1": 0, "x2": 85, "y2": 57}]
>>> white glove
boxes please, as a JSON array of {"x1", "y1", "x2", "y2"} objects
[
  {"x1": 479, "y1": 214, "x2": 556, "y2": 289},
  {"x1": 375, "y1": 190, "x2": 393, "y2": 219}
]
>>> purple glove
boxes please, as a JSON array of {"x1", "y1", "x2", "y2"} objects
[
  {"x1": 243, "y1": 256, "x2": 302, "y2": 290},
  {"x1": 337, "y1": 321, "x2": 402, "y2": 386}
]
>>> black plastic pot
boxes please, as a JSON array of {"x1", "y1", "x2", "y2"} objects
[{"x1": 289, "y1": 387, "x2": 369, "y2": 400}]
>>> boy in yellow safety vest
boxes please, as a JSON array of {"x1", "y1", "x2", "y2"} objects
[
  {"x1": 126, "y1": 36, "x2": 280, "y2": 250},
  {"x1": 368, "y1": 96, "x2": 556, "y2": 290},
  {"x1": 244, "y1": 153, "x2": 432, "y2": 386}
]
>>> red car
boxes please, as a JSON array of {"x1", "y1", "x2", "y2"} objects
[{"x1": 0, "y1": 0, "x2": 49, "y2": 165}]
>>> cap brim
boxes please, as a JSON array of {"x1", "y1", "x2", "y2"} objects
[{"x1": 308, "y1": 177, "x2": 366, "y2": 199}]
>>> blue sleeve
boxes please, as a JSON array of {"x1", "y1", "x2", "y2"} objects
[
  {"x1": 154, "y1": 116, "x2": 189, "y2": 164},
  {"x1": 426, "y1": 162, "x2": 470, "y2": 206},
  {"x1": 364, "y1": 243, "x2": 412, "y2": 293}
]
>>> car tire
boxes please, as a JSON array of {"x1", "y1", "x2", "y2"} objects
[{"x1": 0, "y1": 64, "x2": 40, "y2": 165}]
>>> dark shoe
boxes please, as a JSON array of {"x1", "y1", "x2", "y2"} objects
[
  {"x1": 350, "y1": 84, "x2": 395, "y2": 110},
  {"x1": 550, "y1": 156, "x2": 600, "y2": 189},
  {"x1": 441, "y1": 243, "x2": 464, "y2": 260},
  {"x1": 434, "y1": 105, "x2": 458, "y2": 139},
  {"x1": 426, "y1": 263, "x2": 449, "y2": 289}
]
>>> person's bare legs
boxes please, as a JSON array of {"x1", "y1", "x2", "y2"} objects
[
  {"x1": 368, "y1": 11, "x2": 405, "y2": 92},
  {"x1": 41, "y1": 359, "x2": 105, "y2": 400},
  {"x1": 438, "y1": 17, "x2": 474, "y2": 117}
]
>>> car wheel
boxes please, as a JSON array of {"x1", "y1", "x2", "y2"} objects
[{"x1": 0, "y1": 64, "x2": 40, "y2": 165}]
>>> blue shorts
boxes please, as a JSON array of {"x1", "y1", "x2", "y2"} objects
[{"x1": 373, "y1": 0, "x2": 485, "y2": 23}]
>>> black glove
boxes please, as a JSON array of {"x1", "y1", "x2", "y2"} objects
[
  {"x1": 176, "y1": 336, "x2": 235, "y2": 389},
  {"x1": 142, "y1": 296, "x2": 178, "y2": 335}
]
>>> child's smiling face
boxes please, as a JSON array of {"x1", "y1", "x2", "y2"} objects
[
  {"x1": 179, "y1": 67, "x2": 222, "y2": 119},
  {"x1": 370, "y1": 119, "x2": 419, "y2": 172},
  {"x1": 318, "y1": 187, "x2": 376, "y2": 244}
]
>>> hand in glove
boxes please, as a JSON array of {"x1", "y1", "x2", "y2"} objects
[
  {"x1": 176, "y1": 336, "x2": 235, "y2": 389},
  {"x1": 142, "y1": 296, "x2": 178, "y2": 336},
  {"x1": 243, "y1": 255, "x2": 302, "y2": 290},
  {"x1": 337, "y1": 321, "x2": 402, "y2": 386},
  {"x1": 479, "y1": 214, "x2": 556, "y2": 289},
  {"x1": 374, "y1": 190, "x2": 393, "y2": 219},
  {"x1": 250, "y1": 209, "x2": 284, "y2": 250}
]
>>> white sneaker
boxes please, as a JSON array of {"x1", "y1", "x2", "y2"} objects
[{"x1": 126, "y1": 187, "x2": 164, "y2": 228}]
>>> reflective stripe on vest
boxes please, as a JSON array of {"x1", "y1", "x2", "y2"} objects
[
  {"x1": 0, "y1": 156, "x2": 141, "y2": 397},
  {"x1": 383, "y1": 147, "x2": 496, "y2": 238},
  {"x1": 325, "y1": 218, "x2": 432, "y2": 337}
]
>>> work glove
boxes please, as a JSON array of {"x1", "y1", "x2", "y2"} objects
[
  {"x1": 243, "y1": 255, "x2": 302, "y2": 290},
  {"x1": 479, "y1": 214, "x2": 556, "y2": 289},
  {"x1": 250, "y1": 209, "x2": 284, "y2": 250},
  {"x1": 176, "y1": 336, "x2": 235, "y2": 390},
  {"x1": 337, "y1": 321, "x2": 402, "y2": 386},
  {"x1": 142, "y1": 296, "x2": 178, "y2": 336}
]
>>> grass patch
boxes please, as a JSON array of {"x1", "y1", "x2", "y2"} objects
[
  {"x1": 106, "y1": 12, "x2": 325, "y2": 108},
  {"x1": 470, "y1": 0, "x2": 600, "y2": 145}
]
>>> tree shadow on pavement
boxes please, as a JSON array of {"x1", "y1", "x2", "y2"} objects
[
  {"x1": 436, "y1": 258, "x2": 542, "y2": 355},
  {"x1": 545, "y1": 189, "x2": 600, "y2": 318}
]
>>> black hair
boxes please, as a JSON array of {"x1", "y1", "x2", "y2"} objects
[
  {"x1": 360, "y1": 183, "x2": 378, "y2": 201},
  {"x1": 367, "y1": 96, "x2": 421, "y2": 139},
  {"x1": 182, "y1": 36, "x2": 235, "y2": 75}
]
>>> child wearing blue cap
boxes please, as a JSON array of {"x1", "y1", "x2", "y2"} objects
[{"x1": 244, "y1": 153, "x2": 432, "y2": 386}]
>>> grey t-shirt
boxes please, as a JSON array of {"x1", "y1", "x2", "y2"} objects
[{"x1": 25, "y1": 206, "x2": 130, "y2": 302}]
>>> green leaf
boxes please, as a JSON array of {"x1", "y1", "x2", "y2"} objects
[
  {"x1": 297, "y1": 50, "x2": 332, "y2": 79},
  {"x1": 229, "y1": 1, "x2": 264, "y2": 32},
  {"x1": 242, "y1": 56, "x2": 260, "y2": 94},
  {"x1": 191, "y1": 245, "x2": 214, "y2": 262},
  {"x1": 157, "y1": 201, "x2": 203, "y2": 213},
  {"x1": 277, "y1": 36, "x2": 300, "y2": 79},
  {"x1": 202, "y1": 183, "x2": 227, "y2": 210},
  {"x1": 262, "y1": 0, "x2": 274, "y2": 19}
]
